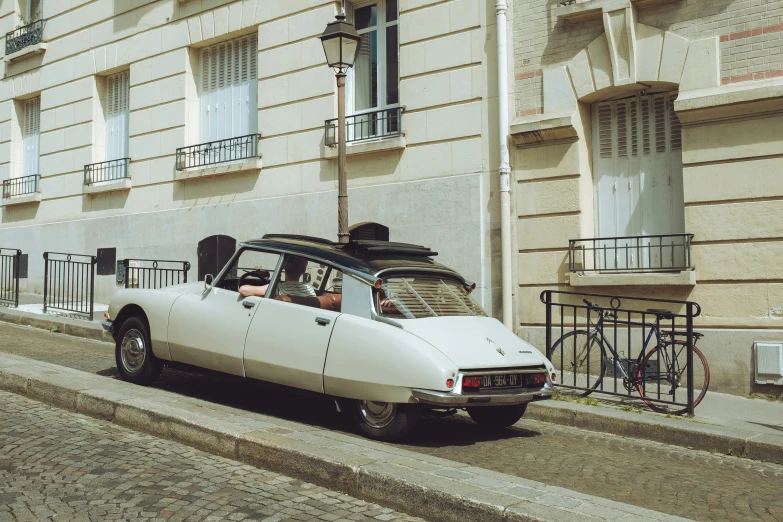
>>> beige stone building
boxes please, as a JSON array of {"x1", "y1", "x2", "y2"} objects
[
  {"x1": 1, "y1": 0, "x2": 782, "y2": 396},
  {"x1": 510, "y1": 0, "x2": 783, "y2": 395}
]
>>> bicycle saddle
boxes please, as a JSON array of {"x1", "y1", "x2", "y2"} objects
[{"x1": 647, "y1": 308, "x2": 675, "y2": 320}]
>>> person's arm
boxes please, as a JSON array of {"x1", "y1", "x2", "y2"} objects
[{"x1": 239, "y1": 284, "x2": 268, "y2": 297}]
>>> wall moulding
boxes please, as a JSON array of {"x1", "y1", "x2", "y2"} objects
[
  {"x1": 556, "y1": 0, "x2": 681, "y2": 24},
  {"x1": 509, "y1": 113, "x2": 578, "y2": 149}
]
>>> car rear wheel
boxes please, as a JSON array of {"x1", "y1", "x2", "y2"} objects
[
  {"x1": 352, "y1": 400, "x2": 420, "y2": 441},
  {"x1": 115, "y1": 316, "x2": 162, "y2": 386},
  {"x1": 467, "y1": 404, "x2": 527, "y2": 429}
]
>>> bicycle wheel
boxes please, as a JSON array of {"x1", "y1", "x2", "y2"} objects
[
  {"x1": 548, "y1": 330, "x2": 606, "y2": 397},
  {"x1": 636, "y1": 341, "x2": 709, "y2": 415}
]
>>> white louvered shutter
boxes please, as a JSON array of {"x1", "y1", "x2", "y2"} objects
[
  {"x1": 22, "y1": 97, "x2": 40, "y2": 177},
  {"x1": 106, "y1": 70, "x2": 130, "y2": 161},
  {"x1": 592, "y1": 93, "x2": 684, "y2": 269},
  {"x1": 200, "y1": 34, "x2": 258, "y2": 143}
]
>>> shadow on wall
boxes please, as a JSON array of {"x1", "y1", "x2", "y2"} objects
[
  {"x1": 113, "y1": 0, "x2": 137, "y2": 35},
  {"x1": 1, "y1": 202, "x2": 39, "y2": 224},
  {"x1": 81, "y1": 190, "x2": 131, "y2": 213},
  {"x1": 173, "y1": 170, "x2": 260, "y2": 204}
]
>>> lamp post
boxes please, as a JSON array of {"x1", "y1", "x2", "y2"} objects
[{"x1": 320, "y1": 14, "x2": 360, "y2": 244}]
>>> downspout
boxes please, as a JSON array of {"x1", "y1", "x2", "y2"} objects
[{"x1": 496, "y1": 0, "x2": 513, "y2": 329}]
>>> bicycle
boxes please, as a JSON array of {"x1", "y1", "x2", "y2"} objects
[{"x1": 548, "y1": 299, "x2": 710, "y2": 415}]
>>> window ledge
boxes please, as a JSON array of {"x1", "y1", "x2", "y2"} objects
[
  {"x1": 1, "y1": 192, "x2": 41, "y2": 206},
  {"x1": 4, "y1": 42, "x2": 47, "y2": 63},
  {"x1": 84, "y1": 178, "x2": 132, "y2": 195},
  {"x1": 174, "y1": 157, "x2": 262, "y2": 181},
  {"x1": 569, "y1": 271, "x2": 697, "y2": 286},
  {"x1": 323, "y1": 135, "x2": 406, "y2": 159}
]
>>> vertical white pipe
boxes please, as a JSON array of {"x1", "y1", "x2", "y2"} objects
[{"x1": 496, "y1": 0, "x2": 513, "y2": 329}]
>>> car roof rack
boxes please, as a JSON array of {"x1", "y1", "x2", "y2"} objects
[
  {"x1": 342, "y1": 240, "x2": 437, "y2": 257},
  {"x1": 261, "y1": 234, "x2": 335, "y2": 246}
]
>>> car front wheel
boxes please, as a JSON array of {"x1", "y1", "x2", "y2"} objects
[
  {"x1": 352, "y1": 400, "x2": 420, "y2": 441},
  {"x1": 115, "y1": 316, "x2": 162, "y2": 386},
  {"x1": 467, "y1": 404, "x2": 527, "y2": 429}
]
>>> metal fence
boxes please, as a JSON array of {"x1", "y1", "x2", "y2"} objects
[
  {"x1": 5, "y1": 18, "x2": 45, "y2": 55},
  {"x1": 568, "y1": 234, "x2": 694, "y2": 273},
  {"x1": 325, "y1": 107, "x2": 404, "y2": 146},
  {"x1": 0, "y1": 249, "x2": 21, "y2": 307},
  {"x1": 121, "y1": 259, "x2": 190, "y2": 289},
  {"x1": 541, "y1": 290, "x2": 705, "y2": 415},
  {"x1": 175, "y1": 134, "x2": 260, "y2": 170},
  {"x1": 2, "y1": 175, "x2": 40, "y2": 199},
  {"x1": 43, "y1": 252, "x2": 97, "y2": 320},
  {"x1": 84, "y1": 158, "x2": 130, "y2": 185}
]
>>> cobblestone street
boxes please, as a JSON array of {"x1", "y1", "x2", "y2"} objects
[
  {"x1": 2, "y1": 322, "x2": 783, "y2": 522},
  {"x1": 0, "y1": 390, "x2": 421, "y2": 522}
]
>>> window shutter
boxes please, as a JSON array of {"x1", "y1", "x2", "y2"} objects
[
  {"x1": 22, "y1": 97, "x2": 40, "y2": 177},
  {"x1": 105, "y1": 70, "x2": 130, "y2": 161},
  {"x1": 200, "y1": 34, "x2": 258, "y2": 143}
]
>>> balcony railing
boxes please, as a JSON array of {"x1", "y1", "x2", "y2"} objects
[
  {"x1": 325, "y1": 107, "x2": 403, "y2": 147},
  {"x1": 568, "y1": 234, "x2": 694, "y2": 273},
  {"x1": 2, "y1": 175, "x2": 40, "y2": 199},
  {"x1": 5, "y1": 19, "x2": 45, "y2": 56},
  {"x1": 175, "y1": 134, "x2": 260, "y2": 170},
  {"x1": 84, "y1": 158, "x2": 130, "y2": 185}
]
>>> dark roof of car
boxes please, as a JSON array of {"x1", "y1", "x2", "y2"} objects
[{"x1": 239, "y1": 234, "x2": 463, "y2": 281}]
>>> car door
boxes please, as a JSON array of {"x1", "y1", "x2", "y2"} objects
[
  {"x1": 168, "y1": 248, "x2": 282, "y2": 376},
  {"x1": 243, "y1": 257, "x2": 341, "y2": 393}
]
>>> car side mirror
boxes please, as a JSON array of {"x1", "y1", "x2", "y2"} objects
[{"x1": 204, "y1": 274, "x2": 214, "y2": 290}]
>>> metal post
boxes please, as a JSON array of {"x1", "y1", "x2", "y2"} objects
[
  {"x1": 13, "y1": 250, "x2": 20, "y2": 308},
  {"x1": 545, "y1": 291, "x2": 552, "y2": 359},
  {"x1": 184, "y1": 262, "x2": 190, "y2": 284},
  {"x1": 123, "y1": 259, "x2": 130, "y2": 289},
  {"x1": 686, "y1": 302, "x2": 695, "y2": 416},
  {"x1": 336, "y1": 72, "x2": 349, "y2": 244},
  {"x1": 42, "y1": 252, "x2": 48, "y2": 313},
  {"x1": 89, "y1": 256, "x2": 96, "y2": 321}
]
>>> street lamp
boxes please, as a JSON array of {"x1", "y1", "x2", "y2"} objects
[{"x1": 320, "y1": 14, "x2": 360, "y2": 244}]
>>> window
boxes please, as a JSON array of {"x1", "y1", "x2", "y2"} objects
[
  {"x1": 199, "y1": 34, "x2": 258, "y2": 143},
  {"x1": 22, "y1": 96, "x2": 40, "y2": 177},
  {"x1": 378, "y1": 276, "x2": 486, "y2": 319},
  {"x1": 105, "y1": 70, "x2": 130, "y2": 161},
  {"x1": 217, "y1": 248, "x2": 280, "y2": 292},
  {"x1": 347, "y1": 0, "x2": 399, "y2": 140},
  {"x1": 592, "y1": 92, "x2": 685, "y2": 269},
  {"x1": 25, "y1": 0, "x2": 40, "y2": 21}
]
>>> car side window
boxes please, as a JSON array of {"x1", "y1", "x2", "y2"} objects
[
  {"x1": 270, "y1": 255, "x2": 343, "y2": 312},
  {"x1": 217, "y1": 249, "x2": 281, "y2": 293}
]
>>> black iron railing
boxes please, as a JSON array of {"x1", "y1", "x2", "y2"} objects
[
  {"x1": 0, "y1": 249, "x2": 21, "y2": 307},
  {"x1": 5, "y1": 19, "x2": 45, "y2": 56},
  {"x1": 541, "y1": 290, "x2": 706, "y2": 415},
  {"x1": 175, "y1": 134, "x2": 260, "y2": 170},
  {"x1": 43, "y1": 252, "x2": 97, "y2": 320},
  {"x1": 2, "y1": 175, "x2": 40, "y2": 199},
  {"x1": 325, "y1": 107, "x2": 404, "y2": 146},
  {"x1": 568, "y1": 234, "x2": 694, "y2": 273},
  {"x1": 121, "y1": 259, "x2": 190, "y2": 289},
  {"x1": 84, "y1": 158, "x2": 130, "y2": 185}
]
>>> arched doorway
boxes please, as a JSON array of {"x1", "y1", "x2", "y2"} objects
[{"x1": 197, "y1": 235, "x2": 236, "y2": 281}]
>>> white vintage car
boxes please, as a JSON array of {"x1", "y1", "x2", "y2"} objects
[{"x1": 104, "y1": 235, "x2": 555, "y2": 440}]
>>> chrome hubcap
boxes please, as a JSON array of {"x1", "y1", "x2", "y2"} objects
[
  {"x1": 358, "y1": 401, "x2": 397, "y2": 429},
  {"x1": 120, "y1": 329, "x2": 146, "y2": 374}
]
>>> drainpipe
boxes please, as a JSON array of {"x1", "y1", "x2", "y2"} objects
[{"x1": 496, "y1": 0, "x2": 513, "y2": 329}]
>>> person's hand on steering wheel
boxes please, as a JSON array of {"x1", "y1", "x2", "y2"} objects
[{"x1": 238, "y1": 269, "x2": 269, "y2": 288}]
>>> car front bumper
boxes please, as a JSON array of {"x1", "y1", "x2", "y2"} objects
[
  {"x1": 411, "y1": 381, "x2": 555, "y2": 407},
  {"x1": 102, "y1": 320, "x2": 114, "y2": 335}
]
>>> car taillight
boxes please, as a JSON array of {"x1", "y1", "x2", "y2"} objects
[
  {"x1": 462, "y1": 376, "x2": 481, "y2": 390},
  {"x1": 531, "y1": 373, "x2": 547, "y2": 386},
  {"x1": 446, "y1": 379, "x2": 454, "y2": 388}
]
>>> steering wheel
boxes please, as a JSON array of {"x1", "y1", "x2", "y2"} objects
[{"x1": 238, "y1": 269, "x2": 270, "y2": 289}]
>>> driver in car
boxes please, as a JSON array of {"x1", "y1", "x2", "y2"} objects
[{"x1": 239, "y1": 256, "x2": 342, "y2": 312}]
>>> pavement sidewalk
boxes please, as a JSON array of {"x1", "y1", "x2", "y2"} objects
[{"x1": 2, "y1": 297, "x2": 782, "y2": 465}]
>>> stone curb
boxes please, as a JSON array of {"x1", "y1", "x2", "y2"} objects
[
  {"x1": 1, "y1": 308, "x2": 780, "y2": 466},
  {"x1": 0, "y1": 351, "x2": 688, "y2": 522}
]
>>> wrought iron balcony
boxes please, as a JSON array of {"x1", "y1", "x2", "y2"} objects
[
  {"x1": 175, "y1": 134, "x2": 260, "y2": 170},
  {"x1": 5, "y1": 19, "x2": 45, "y2": 56},
  {"x1": 568, "y1": 234, "x2": 694, "y2": 273},
  {"x1": 325, "y1": 107, "x2": 404, "y2": 147},
  {"x1": 84, "y1": 158, "x2": 130, "y2": 185},
  {"x1": 2, "y1": 174, "x2": 40, "y2": 199}
]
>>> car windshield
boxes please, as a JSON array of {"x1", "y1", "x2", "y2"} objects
[{"x1": 378, "y1": 276, "x2": 486, "y2": 319}]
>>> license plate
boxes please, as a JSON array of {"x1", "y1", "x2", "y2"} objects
[{"x1": 481, "y1": 374, "x2": 521, "y2": 388}]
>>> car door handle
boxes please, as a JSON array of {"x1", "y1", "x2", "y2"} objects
[
  {"x1": 242, "y1": 300, "x2": 255, "y2": 309},
  {"x1": 315, "y1": 317, "x2": 330, "y2": 326}
]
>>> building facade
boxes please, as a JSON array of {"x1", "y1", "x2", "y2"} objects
[
  {"x1": 510, "y1": 0, "x2": 783, "y2": 395},
  {"x1": 0, "y1": 0, "x2": 502, "y2": 313}
]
